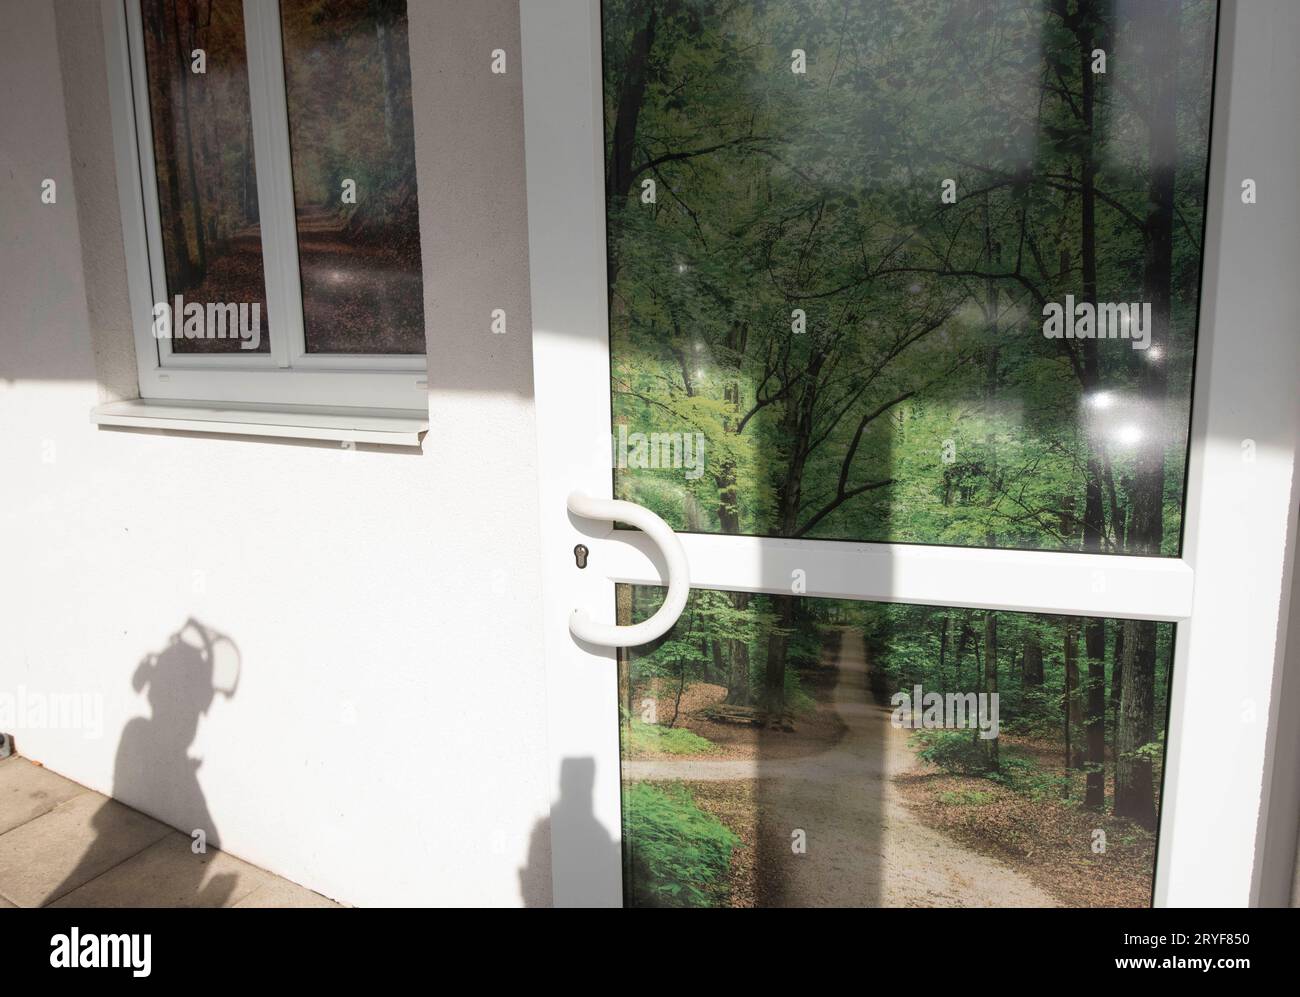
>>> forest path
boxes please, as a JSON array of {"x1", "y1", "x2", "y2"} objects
[
  {"x1": 623, "y1": 630, "x2": 1056, "y2": 907},
  {"x1": 274, "y1": 206, "x2": 423, "y2": 352},
  {"x1": 292, "y1": 207, "x2": 392, "y2": 258}
]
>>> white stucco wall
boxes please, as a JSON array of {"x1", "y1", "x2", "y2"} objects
[{"x1": 0, "y1": 0, "x2": 552, "y2": 907}]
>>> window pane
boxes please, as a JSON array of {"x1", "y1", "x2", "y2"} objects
[
  {"x1": 140, "y1": 0, "x2": 270, "y2": 354},
  {"x1": 603, "y1": 1, "x2": 1218, "y2": 555},
  {"x1": 619, "y1": 584, "x2": 1175, "y2": 908},
  {"x1": 280, "y1": 0, "x2": 425, "y2": 355}
]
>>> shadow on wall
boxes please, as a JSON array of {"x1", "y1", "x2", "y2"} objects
[
  {"x1": 519, "y1": 757, "x2": 613, "y2": 908},
  {"x1": 46, "y1": 618, "x2": 240, "y2": 906}
]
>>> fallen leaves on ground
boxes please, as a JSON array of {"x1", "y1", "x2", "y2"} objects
[{"x1": 893, "y1": 744, "x2": 1159, "y2": 908}]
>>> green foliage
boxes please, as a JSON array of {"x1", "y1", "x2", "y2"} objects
[
  {"x1": 624, "y1": 718, "x2": 717, "y2": 757},
  {"x1": 916, "y1": 729, "x2": 1071, "y2": 800},
  {"x1": 939, "y1": 789, "x2": 997, "y2": 807},
  {"x1": 785, "y1": 625, "x2": 824, "y2": 671},
  {"x1": 604, "y1": 0, "x2": 1215, "y2": 899},
  {"x1": 783, "y1": 670, "x2": 816, "y2": 717},
  {"x1": 604, "y1": 0, "x2": 1216, "y2": 555},
  {"x1": 986, "y1": 754, "x2": 1070, "y2": 800},
  {"x1": 622, "y1": 783, "x2": 741, "y2": 908},
  {"x1": 1126, "y1": 733, "x2": 1167, "y2": 765},
  {"x1": 913, "y1": 729, "x2": 993, "y2": 776},
  {"x1": 1009, "y1": 687, "x2": 1062, "y2": 739}
]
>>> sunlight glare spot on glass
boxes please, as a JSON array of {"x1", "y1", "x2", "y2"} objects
[
  {"x1": 1114, "y1": 424, "x2": 1143, "y2": 446},
  {"x1": 1088, "y1": 391, "x2": 1115, "y2": 410}
]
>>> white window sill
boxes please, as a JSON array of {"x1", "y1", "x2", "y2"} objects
[{"x1": 90, "y1": 399, "x2": 428, "y2": 447}]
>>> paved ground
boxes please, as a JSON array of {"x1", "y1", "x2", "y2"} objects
[
  {"x1": 624, "y1": 630, "x2": 1057, "y2": 907},
  {"x1": 0, "y1": 756, "x2": 341, "y2": 908}
]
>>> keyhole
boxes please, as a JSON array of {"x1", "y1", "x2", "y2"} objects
[{"x1": 573, "y1": 544, "x2": 589, "y2": 569}]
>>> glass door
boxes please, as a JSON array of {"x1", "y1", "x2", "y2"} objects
[{"x1": 522, "y1": 0, "x2": 1300, "y2": 907}]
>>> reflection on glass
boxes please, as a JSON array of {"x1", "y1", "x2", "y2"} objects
[
  {"x1": 141, "y1": 0, "x2": 270, "y2": 353},
  {"x1": 619, "y1": 585, "x2": 1174, "y2": 908},
  {"x1": 280, "y1": 0, "x2": 425, "y2": 354},
  {"x1": 603, "y1": 1, "x2": 1217, "y2": 555}
]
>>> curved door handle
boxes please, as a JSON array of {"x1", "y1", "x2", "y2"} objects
[{"x1": 566, "y1": 491, "x2": 690, "y2": 647}]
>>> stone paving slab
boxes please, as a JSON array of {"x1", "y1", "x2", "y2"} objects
[
  {"x1": 0, "y1": 759, "x2": 343, "y2": 908},
  {"x1": 234, "y1": 877, "x2": 343, "y2": 908},
  {"x1": 0, "y1": 756, "x2": 88, "y2": 836},
  {"x1": 0, "y1": 792, "x2": 171, "y2": 907},
  {"x1": 50, "y1": 831, "x2": 271, "y2": 908}
]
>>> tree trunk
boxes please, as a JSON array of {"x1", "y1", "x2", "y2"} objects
[
  {"x1": 1114, "y1": 0, "x2": 1178, "y2": 831},
  {"x1": 951, "y1": 618, "x2": 972, "y2": 691},
  {"x1": 1085, "y1": 620, "x2": 1107, "y2": 808},
  {"x1": 763, "y1": 594, "x2": 793, "y2": 714},
  {"x1": 242, "y1": 115, "x2": 257, "y2": 224},
  {"x1": 1073, "y1": 1, "x2": 1111, "y2": 811},
  {"x1": 1115, "y1": 619, "x2": 1157, "y2": 828},
  {"x1": 938, "y1": 616, "x2": 950, "y2": 687},
  {"x1": 983, "y1": 612, "x2": 999, "y2": 770},
  {"x1": 1023, "y1": 632, "x2": 1044, "y2": 685},
  {"x1": 761, "y1": 340, "x2": 828, "y2": 713},
  {"x1": 713, "y1": 315, "x2": 753, "y2": 706},
  {"x1": 1111, "y1": 621, "x2": 1125, "y2": 713},
  {"x1": 1065, "y1": 619, "x2": 1084, "y2": 771},
  {"x1": 683, "y1": 491, "x2": 703, "y2": 532},
  {"x1": 376, "y1": 20, "x2": 395, "y2": 149},
  {"x1": 604, "y1": 0, "x2": 665, "y2": 285},
  {"x1": 669, "y1": 658, "x2": 686, "y2": 727},
  {"x1": 617, "y1": 584, "x2": 633, "y2": 722},
  {"x1": 147, "y1": 2, "x2": 194, "y2": 287},
  {"x1": 714, "y1": 319, "x2": 749, "y2": 536},
  {"x1": 724, "y1": 592, "x2": 751, "y2": 706},
  {"x1": 171, "y1": 0, "x2": 206, "y2": 276}
]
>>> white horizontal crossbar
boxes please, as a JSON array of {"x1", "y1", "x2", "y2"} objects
[{"x1": 594, "y1": 530, "x2": 1194, "y2": 622}]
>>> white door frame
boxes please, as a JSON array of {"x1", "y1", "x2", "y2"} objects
[{"x1": 521, "y1": 0, "x2": 1300, "y2": 908}]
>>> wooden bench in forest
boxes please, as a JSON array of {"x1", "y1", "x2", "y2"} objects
[{"x1": 700, "y1": 703, "x2": 796, "y2": 732}]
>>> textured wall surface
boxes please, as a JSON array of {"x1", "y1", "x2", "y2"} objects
[
  {"x1": 53, "y1": 0, "x2": 136, "y2": 403},
  {"x1": 0, "y1": 0, "x2": 551, "y2": 907}
]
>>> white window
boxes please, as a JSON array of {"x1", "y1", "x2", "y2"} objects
[{"x1": 100, "y1": 0, "x2": 428, "y2": 427}]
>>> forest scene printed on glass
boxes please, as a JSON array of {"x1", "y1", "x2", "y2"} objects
[
  {"x1": 280, "y1": 0, "x2": 425, "y2": 354},
  {"x1": 619, "y1": 586, "x2": 1175, "y2": 908},
  {"x1": 141, "y1": 0, "x2": 271, "y2": 353},
  {"x1": 604, "y1": 0, "x2": 1217, "y2": 555}
]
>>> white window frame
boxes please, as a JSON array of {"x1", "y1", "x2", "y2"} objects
[
  {"x1": 522, "y1": 0, "x2": 1300, "y2": 908},
  {"x1": 101, "y1": 0, "x2": 428, "y2": 414}
]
